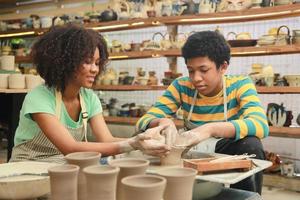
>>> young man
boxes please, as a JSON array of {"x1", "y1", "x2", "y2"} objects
[{"x1": 136, "y1": 31, "x2": 269, "y2": 194}]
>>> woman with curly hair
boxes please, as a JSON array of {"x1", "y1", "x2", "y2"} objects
[{"x1": 10, "y1": 24, "x2": 170, "y2": 163}]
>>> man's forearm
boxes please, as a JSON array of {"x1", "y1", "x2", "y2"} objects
[{"x1": 193, "y1": 122, "x2": 236, "y2": 139}]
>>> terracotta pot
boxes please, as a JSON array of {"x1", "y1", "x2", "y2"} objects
[
  {"x1": 48, "y1": 164, "x2": 79, "y2": 200},
  {"x1": 121, "y1": 175, "x2": 166, "y2": 200},
  {"x1": 157, "y1": 167, "x2": 197, "y2": 200},
  {"x1": 65, "y1": 152, "x2": 101, "y2": 200},
  {"x1": 83, "y1": 165, "x2": 120, "y2": 200},
  {"x1": 160, "y1": 146, "x2": 185, "y2": 166},
  {"x1": 108, "y1": 158, "x2": 150, "y2": 200}
]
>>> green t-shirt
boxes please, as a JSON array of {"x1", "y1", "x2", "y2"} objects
[{"x1": 14, "y1": 84, "x2": 102, "y2": 145}]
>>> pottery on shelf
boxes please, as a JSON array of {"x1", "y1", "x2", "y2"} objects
[
  {"x1": 108, "y1": 158, "x2": 150, "y2": 200},
  {"x1": 48, "y1": 164, "x2": 79, "y2": 200},
  {"x1": 65, "y1": 152, "x2": 101, "y2": 200},
  {"x1": 121, "y1": 174, "x2": 166, "y2": 200},
  {"x1": 83, "y1": 165, "x2": 120, "y2": 200},
  {"x1": 157, "y1": 167, "x2": 198, "y2": 200}
]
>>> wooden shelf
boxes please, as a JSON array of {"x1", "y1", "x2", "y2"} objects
[
  {"x1": 263, "y1": 174, "x2": 300, "y2": 192},
  {"x1": 94, "y1": 85, "x2": 300, "y2": 94},
  {"x1": 93, "y1": 85, "x2": 168, "y2": 91},
  {"x1": 3, "y1": 86, "x2": 299, "y2": 94},
  {"x1": 104, "y1": 116, "x2": 300, "y2": 138},
  {"x1": 0, "y1": 88, "x2": 28, "y2": 93},
  {"x1": 256, "y1": 86, "x2": 300, "y2": 94},
  {"x1": 109, "y1": 45, "x2": 300, "y2": 59},
  {"x1": 269, "y1": 126, "x2": 300, "y2": 138},
  {"x1": 15, "y1": 45, "x2": 300, "y2": 63},
  {"x1": 1, "y1": 4, "x2": 300, "y2": 38}
]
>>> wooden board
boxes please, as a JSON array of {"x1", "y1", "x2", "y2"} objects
[{"x1": 183, "y1": 158, "x2": 252, "y2": 174}]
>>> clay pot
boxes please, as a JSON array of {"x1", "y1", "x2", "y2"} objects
[
  {"x1": 48, "y1": 164, "x2": 79, "y2": 200},
  {"x1": 65, "y1": 152, "x2": 101, "y2": 200},
  {"x1": 83, "y1": 165, "x2": 120, "y2": 200},
  {"x1": 121, "y1": 175, "x2": 166, "y2": 200},
  {"x1": 160, "y1": 146, "x2": 185, "y2": 166},
  {"x1": 108, "y1": 158, "x2": 150, "y2": 200},
  {"x1": 157, "y1": 167, "x2": 197, "y2": 200}
]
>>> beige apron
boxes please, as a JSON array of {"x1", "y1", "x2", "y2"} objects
[
  {"x1": 10, "y1": 90, "x2": 88, "y2": 164},
  {"x1": 181, "y1": 76, "x2": 227, "y2": 153}
]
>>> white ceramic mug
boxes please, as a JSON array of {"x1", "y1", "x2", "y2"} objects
[
  {"x1": 0, "y1": 74, "x2": 9, "y2": 89},
  {"x1": 8, "y1": 74, "x2": 25, "y2": 89},
  {"x1": 0, "y1": 55, "x2": 15, "y2": 71},
  {"x1": 25, "y1": 74, "x2": 42, "y2": 89}
]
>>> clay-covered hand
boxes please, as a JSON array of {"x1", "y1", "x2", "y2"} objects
[
  {"x1": 161, "y1": 124, "x2": 178, "y2": 148},
  {"x1": 177, "y1": 129, "x2": 210, "y2": 148},
  {"x1": 121, "y1": 125, "x2": 171, "y2": 157}
]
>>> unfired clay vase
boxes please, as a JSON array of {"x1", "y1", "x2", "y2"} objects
[
  {"x1": 48, "y1": 164, "x2": 79, "y2": 200},
  {"x1": 157, "y1": 167, "x2": 197, "y2": 200},
  {"x1": 83, "y1": 165, "x2": 120, "y2": 200},
  {"x1": 65, "y1": 152, "x2": 101, "y2": 200},
  {"x1": 108, "y1": 158, "x2": 150, "y2": 200},
  {"x1": 121, "y1": 175, "x2": 166, "y2": 200},
  {"x1": 160, "y1": 146, "x2": 185, "y2": 166}
]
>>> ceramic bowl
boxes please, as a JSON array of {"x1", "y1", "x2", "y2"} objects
[
  {"x1": 284, "y1": 75, "x2": 300, "y2": 86},
  {"x1": 0, "y1": 161, "x2": 58, "y2": 199}
]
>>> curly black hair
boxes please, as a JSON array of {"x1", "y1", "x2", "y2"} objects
[
  {"x1": 31, "y1": 24, "x2": 109, "y2": 91},
  {"x1": 182, "y1": 31, "x2": 230, "y2": 69}
]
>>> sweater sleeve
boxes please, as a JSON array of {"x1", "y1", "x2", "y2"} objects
[
  {"x1": 229, "y1": 77, "x2": 269, "y2": 140},
  {"x1": 136, "y1": 79, "x2": 182, "y2": 131}
]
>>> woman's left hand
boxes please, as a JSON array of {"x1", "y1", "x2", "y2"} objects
[{"x1": 128, "y1": 125, "x2": 171, "y2": 157}]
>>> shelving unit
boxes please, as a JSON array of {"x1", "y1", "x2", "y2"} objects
[{"x1": 1, "y1": 4, "x2": 300, "y2": 38}]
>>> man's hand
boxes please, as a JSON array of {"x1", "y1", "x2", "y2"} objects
[{"x1": 177, "y1": 125, "x2": 212, "y2": 148}]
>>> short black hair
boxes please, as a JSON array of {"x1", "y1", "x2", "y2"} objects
[
  {"x1": 182, "y1": 31, "x2": 230, "y2": 69},
  {"x1": 31, "y1": 24, "x2": 108, "y2": 91}
]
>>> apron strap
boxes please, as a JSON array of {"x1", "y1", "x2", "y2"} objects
[
  {"x1": 55, "y1": 90, "x2": 88, "y2": 142},
  {"x1": 79, "y1": 92, "x2": 88, "y2": 142},
  {"x1": 187, "y1": 90, "x2": 198, "y2": 121},
  {"x1": 55, "y1": 90, "x2": 62, "y2": 121},
  {"x1": 223, "y1": 75, "x2": 228, "y2": 122}
]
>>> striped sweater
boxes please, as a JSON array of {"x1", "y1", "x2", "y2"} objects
[{"x1": 136, "y1": 75, "x2": 269, "y2": 140}]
